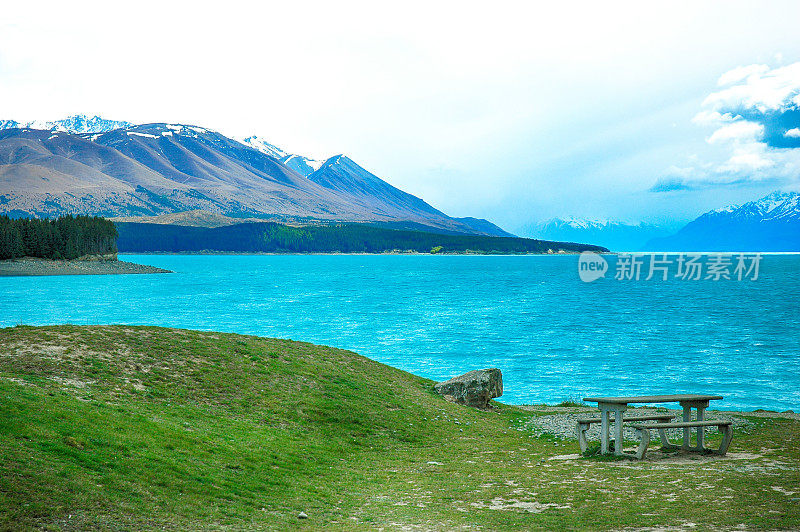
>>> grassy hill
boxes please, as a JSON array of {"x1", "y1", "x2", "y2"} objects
[{"x1": 0, "y1": 326, "x2": 797, "y2": 530}]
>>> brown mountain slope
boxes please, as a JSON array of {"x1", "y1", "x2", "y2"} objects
[{"x1": 0, "y1": 124, "x2": 512, "y2": 235}]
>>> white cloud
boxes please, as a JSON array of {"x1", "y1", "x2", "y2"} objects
[
  {"x1": 691, "y1": 110, "x2": 737, "y2": 126},
  {"x1": 716, "y1": 64, "x2": 770, "y2": 86},
  {"x1": 718, "y1": 147, "x2": 774, "y2": 174},
  {"x1": 660, "y1": 61, "x2": 800, "y2": 192},
  {"x1": 707, "y1": 120, "x2": 763, "y2": 144},
  {"x1": 704, "y1": 62, "x2": 800, "y2": 113}
]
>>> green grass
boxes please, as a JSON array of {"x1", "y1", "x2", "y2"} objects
[
  {"x1": 554, "y1": 398, "x2": 587, "y2": 408},
  {"x1": 0, "y1": 325, "x2": 798, "y2": 530}
]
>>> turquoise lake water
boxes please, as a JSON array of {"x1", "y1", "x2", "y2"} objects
[{"x1": 1, "y1": 254, "x2": 798, "y2": 411}]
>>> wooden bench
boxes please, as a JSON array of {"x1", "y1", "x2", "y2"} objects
[
  {"x1": 631, "y1": 420, "x2": 733, "y2": 459},
  {"x1": 576, "y1": 414, "x2": 674, "y2": 453}
]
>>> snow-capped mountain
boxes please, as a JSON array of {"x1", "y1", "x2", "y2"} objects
[
  {"x1": 643, "y1": 191, "x2": 800, "y2": 251},
  {"x1": 526, "y1": 218, "x2": 675, "y2": 251},
  {"x1": 0, "y1": 114, "x2": 132, "y2": 134},
  {"x1": 281, "y1": 154, "x2": 324, "y2": 177},
  {"x1": 239, "y1": 135, "x2": 287, "y2": 159},
  {"x1": 728, "y1": 190, "x2": 800, "y2": 222},
  {"x1": 0, "y1": 118, "x2": 511, "y2": 236},
  {"x1": 239, "y1": 135, "x2": 324, "y2": 178}
]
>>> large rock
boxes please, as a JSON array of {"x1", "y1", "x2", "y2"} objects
[{"x1": 433, "y1": 368, "x2": 503, "y2": 408}]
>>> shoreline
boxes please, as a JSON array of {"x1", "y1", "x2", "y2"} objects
[
  {"x1": 119, "y1": 250, "x2": 800, "y2": 256},
  {"x1": 0, "y1": 257, "x2": 172, "y2": 277},
  {"x1": 117, "y1": 250, "x2": 589, "y2": 256}
]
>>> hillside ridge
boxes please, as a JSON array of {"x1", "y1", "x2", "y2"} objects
[{"x1": 0, "y1": 116, "x2": 511, "y2": 237}]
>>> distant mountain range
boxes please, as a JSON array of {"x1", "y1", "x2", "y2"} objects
[
  {"x1": 527, "y1": 219, "x2": 676, "y2": 251},
  {"x1": 528, "y1": 191, "x2": 800, "y2": 252},
  {"x1": 8, "y1": 116, "x2": 794, "y2": 251},
  {"x1": 642, "y1": 191, "x2": 800, "y2": 252},
  {"x1": 0, "y1": 115, "x2": 511, "y2": 237}
]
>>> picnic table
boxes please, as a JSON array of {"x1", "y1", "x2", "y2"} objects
[{"x1": 582, "y1": 394, "x2": 725, "y2": 457}]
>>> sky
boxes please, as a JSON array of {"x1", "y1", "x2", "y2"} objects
[{"x1": 1, "y1": 1, "x2": 800, "y2": 234}]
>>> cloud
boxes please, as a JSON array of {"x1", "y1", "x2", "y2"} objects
[
  {"x1": 648, "y1": 173, "x2": 762, "y2": 192},
  {"x1": 706, "y1": 120, "x2": 763, "y2": 144},
  {"x1": 705, "y1": 62, "x2": 800, "y2": 112},
  {"x1": 690, "y1": 110, "x2": 736, "y2": 126},
  {"x1": 718, "y1": 149, "x2": 774, "y2": 173},
  {"x1": 716, "y1": 64, "x2": 770, "y2": 86},
  {"x1": 654, "y1": 61, "x2": 800, "y2": 192},
  {"x1": 649, "y1": 178, "x2": 693, "y2": 192}
]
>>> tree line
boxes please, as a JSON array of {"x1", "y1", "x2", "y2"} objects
[
  {"x1": 116, "y1": 221, "x2": 608, "y2": 254},
  {"x1": 0, "y1": 215, "x2": 118, "y2": 260}
]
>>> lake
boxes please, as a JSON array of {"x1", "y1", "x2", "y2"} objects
[{"x1": 2, "y1": 253, "x2": 798, "y2": 411}]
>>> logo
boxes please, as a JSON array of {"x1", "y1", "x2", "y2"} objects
[
  {"x1": 578, "y1": 252, "x2": 608, "y2": 282},
  {"x1": 576, "y1": 252, "x2": 761, "y2": 282}
]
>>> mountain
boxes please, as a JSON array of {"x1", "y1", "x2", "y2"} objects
[
  {"x1": 110, "y1": 210, "x2": 272, "y2": 228},
  {"x1": 306, "y1": 154, "x2": 453, "y2": 220},
  {"x1": 0, "y1": 114, "x2": 132, "y2": 134},
  {"x1": 280, "y1": 154, "x2": 324, "y2": 177},
  {"x1": 237, "y1": 135, "x2": 287, "y2": 159},
  {"x1": 238, "y1": 136, "x2": 324, "y2": 178},
  {"x1": 642, "y1": 191, "x2": 800, "y2": 251},
  {"x1": 526, "y1": 218, "x2": 675, "y2": 251},
  {"x1": 451, "y1": 217, "x2": 515, "y2": 237},
  {"x1": 0, "y1": 118, "x2": 511, "y2": 236}
]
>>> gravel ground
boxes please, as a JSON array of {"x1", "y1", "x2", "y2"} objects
[
  {"x1": 0, "y1": 258, "x2": 171, "y2": 276},
  {"x1": 516, "y1": 406, "x2": 758, "y2": 443}
]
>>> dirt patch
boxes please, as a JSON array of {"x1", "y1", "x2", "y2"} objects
[
  {"x1": 4, "y1": 340, "x2": 116, "y2": 362},
  {"x1": 48, "y1": 376, "x2": 94, "y2": 388},
  {"x1": 1, "y1": 376, "x2": 33, "y2": 386},
  {"x1": 470, "y1": 497, "x2": 571, "y2": 513}
]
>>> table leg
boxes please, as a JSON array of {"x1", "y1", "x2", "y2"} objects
[
  {"x1": 613, "y1": 405, "x2": 627, "y2": 456},
  {"x1": 680, "y1": 400, "x2": 711, "y2": 452},
  {"x1": 600, "y1": 405, "x2": 610, "y2": 454},
  {"x1": 696, "y1": 405, "x2": 706, "y2": 450},
  {"x1": 682, "y1": 406, "x2": 692, "y2": 449}
]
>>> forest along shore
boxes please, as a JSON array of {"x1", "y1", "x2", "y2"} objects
[
  {"x1": 0, "y1": 215, "x2": 169, "y2": 275},
  {"x1": 0, "y1": 257, "x2": 171, "y2": 276}
]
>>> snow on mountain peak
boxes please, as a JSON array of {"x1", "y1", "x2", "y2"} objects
[
  {"x1": 704, "y1": 190, "x2": 800, "y2": 223},
  {"x1": 712, "y1": 204, "x2": 739, "y2": 214},
  {"x1": 753, "y1": 190, "x2": 800, "y2": 220},
  {"x1": 547, "y1": 217, "x2": 618, "y2": 229},
  {"x1": 281, "y1": 154, "x2": 324, "y2": 177},
  {"x1": 239, "y1": 135, "x2": 288, "y2": 159},
  {"x1": 4, "y1": 115, "x2": 334, "y2": 180},
  {"x1": 128, "y1": 123, "x2": 217, "y2": 140},
  {"x1": 0, "y1": 114, "x2": 132, "y2": 134},
  {"x1": 757, "y1": 194, "x2": 784, "y2": 213},
  {"x1": 237, "y1": 135, "x2": 331, "y2": 178},
  {"x1": 52, "y1": 114, "x2": 133, "y2": 133}
]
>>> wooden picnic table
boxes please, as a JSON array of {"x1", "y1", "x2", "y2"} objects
[{"x1": 582, "y1": 394, "x2": 723, "y2": 456}]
